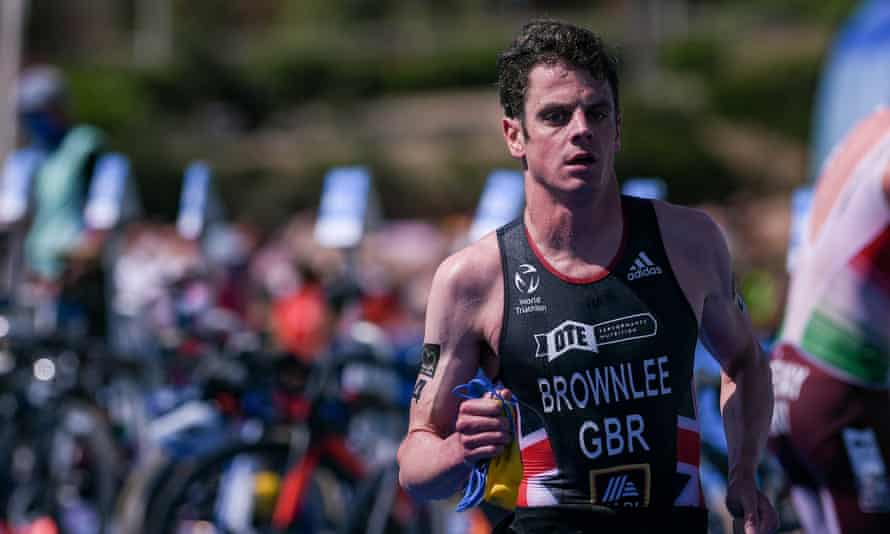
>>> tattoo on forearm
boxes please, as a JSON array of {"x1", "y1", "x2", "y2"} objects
[
  {"x1": 413, "y1": 379, "x2": 427, "y2": 403},
  {"x1": 419, "y1": 344, "x2": 441, "y2": 378}
]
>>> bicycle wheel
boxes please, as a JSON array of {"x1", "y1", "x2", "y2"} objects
[
  {"x1": 5, "y1": 400, "x2": 121, "y2": 534},
  {"x1": 148, "y1": 437, "x2": 358, "y2": 534},
  {"x1": 338, "y1": 462, "x2": 433, "y2": 534}
]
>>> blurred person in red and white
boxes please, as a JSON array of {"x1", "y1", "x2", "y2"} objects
[{"x1": 768, "y1": 108, "x2": 890, "y2": 534}]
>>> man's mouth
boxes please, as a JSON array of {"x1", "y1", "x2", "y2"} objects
[{"x1": 565, "y1": 153, "x2": 596, "y2": 165}]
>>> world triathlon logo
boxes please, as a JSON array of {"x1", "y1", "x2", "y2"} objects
[{"x1": 514, "y1": 264, "x2": 541, "y2": 294}]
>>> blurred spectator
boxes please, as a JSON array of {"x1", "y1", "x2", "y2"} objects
[
  {"x1": 111, "y1": 223, "x2": 205, "y2": 357},
  {"x1": 15, "y1": 64, "x2": 115, "y2": 345},
  {"x1": 769, "y1": 108, "x2": 890, "y2": 534},
  {"x1": 205, "y1": 222, "x2": 260, "y2": 319},
  {"x1": 356, "y1": 220, "x2": 448, "y2": 330},
  {"x1": 18, "y1": 65, "x2": 105, "y2": 282},
  {"x1": 269, "y1": 263, "x2": 332, "y2": 363}
]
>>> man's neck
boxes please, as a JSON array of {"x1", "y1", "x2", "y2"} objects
[{"x1": 524, "y1": 176, "x2": 624, "y2": 269}]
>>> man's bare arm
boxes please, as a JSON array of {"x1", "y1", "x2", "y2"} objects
[
  {"x1": 698, "y1": 219, "x2": 776, "y2": 533},
  {"x1": 704, "y1": 299, "x2": 773, "y2": 484},
  {"x1": 397, "y1": 242, "x2": 510, "y2": 500}
]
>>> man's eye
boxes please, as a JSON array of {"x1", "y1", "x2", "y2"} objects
[
  {"x1": 589, "y1": 110, "x2": 608, "y2": 121},
  {"x1": 543, "y1": 110, "x2": 567, "y2": 123}
]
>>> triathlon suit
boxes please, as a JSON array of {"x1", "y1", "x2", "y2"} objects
[
  {"x1": 768, "y1": 109, "x2": 890, "y2": 533},
  {"x1": 496, "y1": 195, "x2": 706, "y2": 533}
]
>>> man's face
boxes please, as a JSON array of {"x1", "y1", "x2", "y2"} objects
[{"x1": 503, "y1": 61, "x2": 621, "y2": 195}]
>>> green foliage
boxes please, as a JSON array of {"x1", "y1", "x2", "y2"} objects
[
  {"x1": 741, "y1": 268, "x2": 781, "y2": 329},
  {"x1": 250, "y1": 45, "x2": 497, "y2": 105},
  {"x1": 711, "y1": 55, "x2": 822, "y2": 141},
  {"x1": 279, "y1": 0, "x2": 397, "y2": 24},
  {"x1": 41, "y1": 1, "x2": 848, "y2": 223},
  {"x1": 381, "y1": 48, "x2": 496, "y2": 93},
  {"x1": 738, "y1": 0, "x2": 858, "y2": 25},
  {"x1": 142, "y1": 41, "x2": 273, "y2": 129},
  {"x1": 617, "y1": 101, "x2": 739, "y2": 204},
  {"x1": 65, "y1": 68, "x2": 153, "y2": 134},
  {"x1": 659, "y1": 35, "x2": 727, "y2": 78},
  {"x1": 131, "y1": 33, "x2": 498, "y2": 126}
]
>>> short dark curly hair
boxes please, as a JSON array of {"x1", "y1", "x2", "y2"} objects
[{"x1": 496, "y1": 19, "x2": 619, "y2": 121}]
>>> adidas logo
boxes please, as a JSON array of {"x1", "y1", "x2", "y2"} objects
[
  {"x1": 627, "y1": 251, "x2": 663, "y2": 281},
  {"x1": 602, "y1": 475, "x2": 640, "y2": 503}
]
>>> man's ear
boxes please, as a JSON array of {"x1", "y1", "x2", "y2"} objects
[{"x1": 503, "y1": 116, "x2": 525, "y2": 159}]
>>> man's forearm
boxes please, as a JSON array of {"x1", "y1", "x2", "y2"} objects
[
  {"x1": 397, "y1": 430, "x2": 471, "y2": 501},
  {"x1": 720, "y1": 348, "x2": 774, "y2": 480}
]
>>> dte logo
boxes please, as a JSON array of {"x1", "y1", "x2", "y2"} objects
[
  {"x1": 534, "y1": 321, "x2": 598, "y2": 361},
  {"x1": 551, "y1": 323, "x2": 592, "y2": 353}
]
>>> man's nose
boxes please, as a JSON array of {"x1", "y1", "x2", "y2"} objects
[{"x1": 568, "y1": 108, "x2": 592, "y2": 140}]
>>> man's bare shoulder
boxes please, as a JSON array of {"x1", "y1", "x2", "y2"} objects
[
  {"x1": 431, "y1": 232, "x2": 502, "y2": 301},
  {"x1": 651, "y1": 200, "x2": 726, "y2": 257},
  {"x1": 651, "y1": 200, "x2": 731, "y2": 320}
]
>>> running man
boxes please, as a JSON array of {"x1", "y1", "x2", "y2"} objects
[
  {"x1": 768, "y1": 108, "x2": 890, "y2": 534},
  {"x1": 397, "y1": 19, "x2": 777, "y2": 534}
]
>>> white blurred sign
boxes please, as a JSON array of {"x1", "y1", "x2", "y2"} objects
[
  {"x1": 314, "y1": 166, "x2": 371, "y2": 248},
  {"x1": 787, "y1": 186, "x2": 814, "y2": 274},
  {"x1": 0, "y1": 148, "x2": 43, "y2": 223},
  {"x1": 177, "y1": 161, "x2": 211, "y2": 240},
  {"x1": 84, "y1": 153, "x2": 130, "y2": 230},
  {"x1": 622, "y1": 177, "x2": 667, "y2": 200},
  {"x1": 468, "y1": 169, "x2": 524, "y2": 242}
]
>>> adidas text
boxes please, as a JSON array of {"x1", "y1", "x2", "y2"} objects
[
  {"x1": 627, "y1": 251, "x2": 662, "y2": 280},
  {"x1": 627, "y1": 266, "x2": 662, "y2": 280}
]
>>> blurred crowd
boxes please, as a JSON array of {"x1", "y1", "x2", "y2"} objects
[
  {"x1": 0, "y1": 63, "x2": 471, "y2": 370},
  {"x1": 0, "y1": 63, "x2": 501, "y2": 534}
]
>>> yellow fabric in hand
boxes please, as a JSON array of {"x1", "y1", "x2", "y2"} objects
[{"x1": 482, "y1": 402, "x2": 522, "y2": 510}]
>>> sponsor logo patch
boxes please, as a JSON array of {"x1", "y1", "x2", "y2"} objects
[
  {"x1": 590, "y1": 464, "x2": 651, "y2": 508},
  {"x1": 533, "y1": 313, "x2": 658, "y2": 362}
]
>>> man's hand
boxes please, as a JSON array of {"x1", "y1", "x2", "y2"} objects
[
  {"x1": 726, "y1": 475, "x2": 778, "y2": 534},
  {"x1": 454, "y1": 390, "x2": 514, "y2": 465}
]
